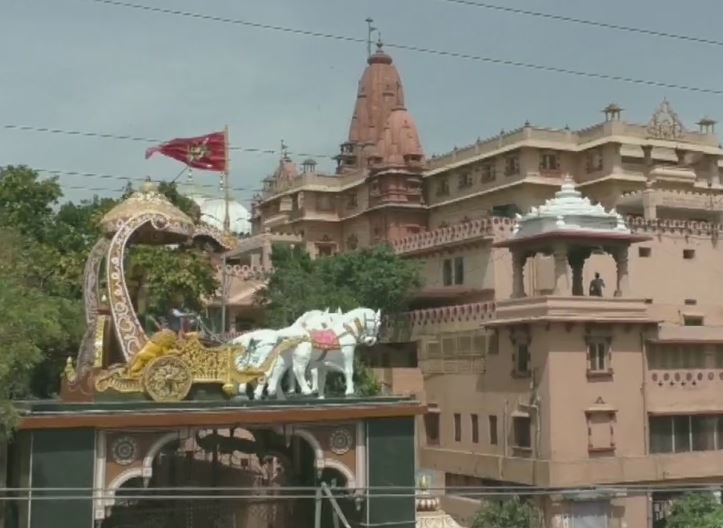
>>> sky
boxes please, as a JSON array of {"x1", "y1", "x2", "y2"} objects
[{"x1": 2, "y1": 0, "x2": 723, "y2": 206}]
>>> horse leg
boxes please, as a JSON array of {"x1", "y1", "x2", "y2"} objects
[
  {"x1": 343, "y1": 347, "x2": 355, "y2": 396},
  {"x1": 310, "y1": 367, "x2": 319, "y2": 394},
  {"x1": 317, "y1": 365, "x2": 328, "y2": 400},
  {"x1": 293, "y1": 343, "x2": 313, "y2": 396},
  {"x1": 265, "y1": 356, "x2": 286, "y2": 398},
  {"x1": 287, "y1": 367, "x2": 297, "y2": 394}
]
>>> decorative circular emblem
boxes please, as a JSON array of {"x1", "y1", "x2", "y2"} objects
[
  {"x1": 112, "y1": 436, "x2": 138, "y2": 465},
  {"x1": 329, "y1": 429, "x2": 353, "y2": 455}
]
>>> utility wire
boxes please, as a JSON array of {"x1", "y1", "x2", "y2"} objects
[
  {"x1": 31, "y1": 168, "x2": 261, "y2": 194},
  {"x1": 0, "y1": 124, "x2": 335, "y2": 160},
  {"x1": 435, "y1": 0, "x2": 723, "y2": 49},
  {"x1": 81, "y1": 0, "x2": 723, "y2": 96}
]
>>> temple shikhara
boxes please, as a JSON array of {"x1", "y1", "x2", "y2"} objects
[{"x1": 10, "y1": 37, "x2": 723, "y2": 528}]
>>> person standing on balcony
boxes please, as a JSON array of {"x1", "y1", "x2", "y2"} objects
[{"x1": 589, "y1": 272, "x2": 605, "y2": 297}]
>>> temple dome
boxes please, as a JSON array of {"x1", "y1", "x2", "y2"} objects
[
  {"x1": 371, "y1": 106, "x2": 424, "y2": 168},
  {"x1": 347, "y1": 43, "x2": 406, "y2": 147},
  {"x1": 192, "y1": 196, "x2": 251, "y2": 235}
]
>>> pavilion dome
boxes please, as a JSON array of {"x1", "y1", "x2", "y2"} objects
[
  {"x1": 191, "y1": 196, "x2": 251, "y2": 235},
  {"x1": 512, "y1": 176, "x2": 629, "y2": 239}
]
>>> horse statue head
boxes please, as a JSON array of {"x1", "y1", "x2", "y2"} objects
[{"x1": 342, "y1": 307, "x2": 382, "y2": 347}]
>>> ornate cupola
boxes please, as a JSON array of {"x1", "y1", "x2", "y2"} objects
[{"x1": 494, "y1": 177, "x2": 650, "y2": 298}]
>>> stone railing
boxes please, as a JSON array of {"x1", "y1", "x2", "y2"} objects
[
  {"x1": 626, "y1": 216, "x2": 721, "y2": 236},
  {"x1": 650, "y1": 369, "x2": 723, "y2": 387},
  {"x1": 391, "y1": 218, "x2": 515, "y2": 255},
  {"x1": 216, "y1": 264, "x2": 270, "y2": 280},
  {"x1": 384, "y1": 302, "x2": 497, "y2": 332}
]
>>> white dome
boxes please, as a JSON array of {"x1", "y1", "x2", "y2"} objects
[{"x1": 192, "y1": 196, "x2": 251, "y2": 234}]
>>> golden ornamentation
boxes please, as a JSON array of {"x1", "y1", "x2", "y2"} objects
[
  {"x1": 143, "y1": 355, "x2": 193, "y2": 402},
  {"x1": 64, "y1": 357, "x2": 77, "y2": 384},
  {"x1": 99, "y1": 187, "x2": 195, "y2": 236},
  {"x1": 127, "y1": 329, "x2": 178, "y2": 377},
  {"x1": 93, "y1": 315, "x2": 107, "y2": 368}
]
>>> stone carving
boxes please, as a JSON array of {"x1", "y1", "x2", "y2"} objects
[
  {"x1": 647, "y1": 99, "x2": 685, "y2": 139},
  {"x1": 111, "y1": 436, "x2": 138, "y2": 465},
  {"x1": 329, "y1": 428, "x2": 353, "y2": 455}
]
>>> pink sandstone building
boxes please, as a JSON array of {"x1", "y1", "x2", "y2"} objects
[{"x1": 221, "y1": 43, "x2": 723, "y2": 528}]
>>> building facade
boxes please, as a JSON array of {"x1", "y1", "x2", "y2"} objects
[{"x1": 234, "y1": 44, "x2": 723, "y2": 528}]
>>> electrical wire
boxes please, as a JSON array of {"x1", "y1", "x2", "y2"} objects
[
  {"x1": 79, "y1": 0, "x2": 723, "y2": 96},
  {"x1": 31, "y1": 167, "x2": 261, "y2": 194},
  {"x1": 434, "y1": 0, "x2": 723, "y2": 49},
  {"x1": 0, "y1": 124, "x2": 335, "y2": 160}
]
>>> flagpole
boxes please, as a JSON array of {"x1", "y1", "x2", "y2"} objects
[{"x1": 221, "y1": 125, "x2": 230, "y2": 334}]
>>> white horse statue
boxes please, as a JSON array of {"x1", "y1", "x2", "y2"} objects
[
  {"x1": 232, "y1": 308, "x2": 337, "y2": 399},
  {"x1": 266, "y1": 307, "x2": 382, "y2": 399}
]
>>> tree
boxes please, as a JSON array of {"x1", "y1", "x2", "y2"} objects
[
  {"x1": 666, "y1": 493, "x2": 723, "y2": 528},
  {"x1": 0, "y1": 167, "x2": 218, "y2": 431},
  {"x1": 258, "y1": 244, "x2": 421, "y2": 396},
  {"x1": 471, "y1": 497, "x2": 541, "y2": 528},
  {"x1": 260, "y1": 244, "x2": 421, "y2": 327}
]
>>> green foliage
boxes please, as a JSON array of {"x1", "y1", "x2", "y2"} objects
[
  {"x1": 471, "y1": 497, "x2": 541, "y2": 528},
  {"x1": 259, "y1": 244, "x2": 420, "y2": 396},
  {"x1": 666, "y1": 493, "x2": 723, "y2": 528},
  {"x1": 260, "y1": 244, "x2": 421, "y2": 327},
  {"x1": 0, "y1": 167, "x2": 218, "y2": 436}
]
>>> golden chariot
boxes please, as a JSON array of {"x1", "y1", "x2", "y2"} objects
[{"x1": 62, "y1": 181, "x2": 266, "y2": 402}]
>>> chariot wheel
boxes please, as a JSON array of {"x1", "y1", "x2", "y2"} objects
[{"x1": 143, "y1": 354, "x2": 193, "y2": 402}]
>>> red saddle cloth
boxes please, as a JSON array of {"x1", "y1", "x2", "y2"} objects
[{"x1": 310, "y1": 329, "x2": 340, "y2": 350}]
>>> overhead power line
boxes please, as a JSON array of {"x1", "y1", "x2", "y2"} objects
[
  {"x1": 435, "y1": 0, "x2": 723, "y2": 48},
  {"x1": 1, "y1": 124, "x2": 335, "y2": 160},
  {"x1": 33, "y1": 168, "x2": 261, "y2": 194},
  {"x1": 81, "y1": 0, "x2": 723, "y2": 96}
]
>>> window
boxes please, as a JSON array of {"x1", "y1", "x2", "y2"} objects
[
  {"x1": 316, "y1": 244, "x2": 333, "y2": 257},
  {"x1": 458, "y1": 172, "x2": 473, "y2": 189},
  {"x1": 471, "y1": 414, "x2": 479, "y2": 443},
  {"x1": 540, "y1": 152, "x2": 560, "y2": 171},
  {"x1": 513, "y1": 416, "x2": 531, "y2": 448},
  {"x1": 436, "y1": 177, "x2": 450, "y2": 196},
  {"x1": 585, "y1": 149, "x2": 604, "y2": 173},
  {"x1": 504, "y1": 156, "x2": 520, "y2": 176},
  {"x1": 317, "y1": 194, "x2": 333, "y2": 211},
  {"x1": 515, "y1": 344, "x2": 530, "y2": 375},
  {"x1": 425, "y1": 408, "x2": 440, "y2": 446},
  {"x1": 587, "y1": 411, "x2": 616, "y2": 453},
  {"x1": 639, "y1": 247, "x2": 651, "y2": 257},
  {"x1": 716, "y1": 346, "x2": 723, "y2": 368},
  {"x1": 647, "y1": 344, "x2": 706, "y2": 369},
  {"x1": 442, "y1": 259, "x2": 453, "y2": 286},
  {"x1": 683, "y1": 249, "x2": 696, "y2": 259},
  {"x1": 684, "y1": 299, "x2": 697, "y2": 305},
  {"x1": 346, "y1": 192, "x2": 358, "y2": 208},
  {"x1": 480, "y1": 163, "x2": 496, "y2": 183},
  {"x1": 587, "y1": 340, "x2": 610, "y2": 373},
  {"x1": 650, "y1": 414, "x2": 723, "y2": 454},
  {"x1": 454, "y1": 413, "x2": 462, "y2": 442},
  {"x1": 489, "y1": 415, "x2": 498, "y2": 445},
  {"x1": 683, "y1": 315, "x2": 704, "y2": 326},
  {"x1": 454, "y1": 257, "x2": 464, "y2": 285}
]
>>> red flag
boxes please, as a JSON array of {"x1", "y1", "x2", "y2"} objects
[{"x1": 145, "y1": 131, "x2": 227, "y2": 172}]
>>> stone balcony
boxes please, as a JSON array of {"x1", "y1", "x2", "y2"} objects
[
  {"x1": 488, "y1": 296, "x2": 654, "y2": 326},
  {"x1": 421, "y1": 446, "x2": 723, "y2": 488}
]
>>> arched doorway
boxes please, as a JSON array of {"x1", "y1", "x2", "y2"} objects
[{"x1": 101, "y1": 427, "x2": 321, "y2": 528}]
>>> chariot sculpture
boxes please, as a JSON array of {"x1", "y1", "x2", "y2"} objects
[{"x1": 62, "y1": 181, "x2": 381, "y2": 403}]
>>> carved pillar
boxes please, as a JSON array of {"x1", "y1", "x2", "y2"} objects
[
  {"x1": 511, "y1": 250, "x2": 527, "y2": 298},
  {"x1": 642, "y1": 145, "x2": 653, "y2": 182},
  {"x1": 613, "y1": 246, "x2": 630, "y2": 297},
  {"x1": 568, "y1": 252, "x2": 586, "y2": 296},
  {"x1": 642, "y1": 185, "x2": 658, "y2": 220},
  {"x1": 706, "y1": 154, "x2": 721, "y2": 187},
  {"x1": 552, "y1": 245, "x2": 570, "y2": 296}
]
